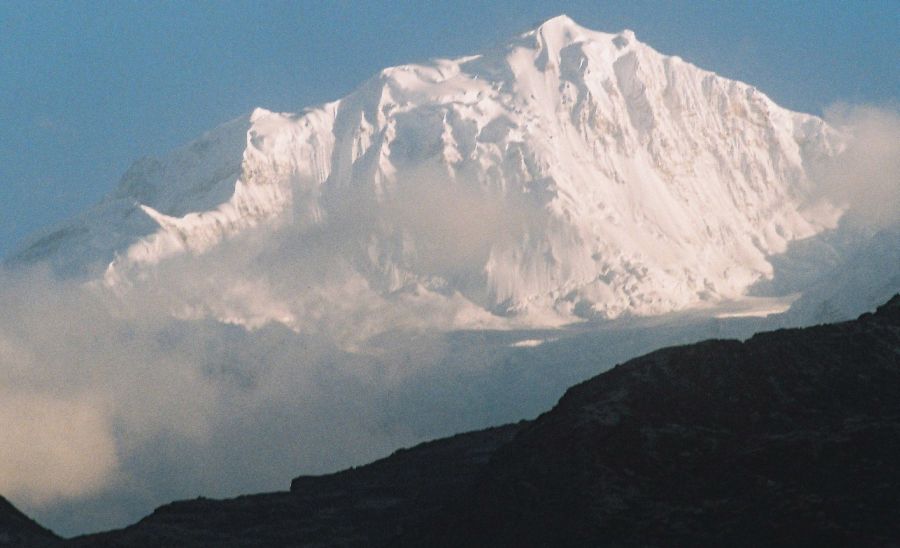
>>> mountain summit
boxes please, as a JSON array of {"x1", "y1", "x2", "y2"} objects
[{"x1": 10, "y1": 16, "x2": 844, "y2": 327}]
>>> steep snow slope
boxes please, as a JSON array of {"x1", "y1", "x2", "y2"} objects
[{"x1": 9, "y1": 15, "x2": 844, "y2": 327}]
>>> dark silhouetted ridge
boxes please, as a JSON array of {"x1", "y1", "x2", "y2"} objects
[
  {"x1": 16, "y1": 294, "x2": 900, "y2": 546},
  {"x1": 0, "y1": 496, "x2": 58, "y2": 547}
]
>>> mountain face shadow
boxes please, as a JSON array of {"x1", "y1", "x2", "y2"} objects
[{"x1": 748, "y1": 220, "x2": 900, "y2": 324}]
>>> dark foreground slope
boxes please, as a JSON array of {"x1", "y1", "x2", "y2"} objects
[
  {"x1": 412, "y1": 296, "x2": 900, "y2": 546},
  {"x1": 25, "y1": 295, "x2": 900, "y2": 546},
  {"x1": 0, "y1": 496, "x2": 58, "y2": 547},
  {"x1": 68, "y1": 424, "x2": 524, "y2": 547}
]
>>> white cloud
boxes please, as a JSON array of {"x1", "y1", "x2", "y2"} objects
[
  {"x1": 0, "y1": 260, "x2": 499, "y2": 532},
  {"x1": 812, "y1": 104, "x2": 900, "y2": 229},
  {"x1": 0, "y1": 390, "x2": 118, "y2": 506}
]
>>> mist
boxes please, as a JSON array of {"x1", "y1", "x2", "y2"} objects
[
  {"x1": 0, "y1": 244, "x2": 774, "y2": 536},
  {"x1": 0, "y1": 163, "x2": 550, "y2": 536},
  {"x1": 0, "y1": 262, "x2": 449, "y2": 533},
  {"x1": 812, "y1": 104, "x2": 900, "y2": 229}
]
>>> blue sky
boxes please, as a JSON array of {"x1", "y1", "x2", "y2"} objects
[{"x1": 1, "y1": 0, "x2": 897, "y2": 258}]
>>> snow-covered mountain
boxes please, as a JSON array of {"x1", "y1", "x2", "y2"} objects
[{"x1": 9, "y1": 15, "x2": 849, "y2": 328}]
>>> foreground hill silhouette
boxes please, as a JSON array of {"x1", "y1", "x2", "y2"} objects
[
  {"x1": 7, "y1": 295, "x2": 899, "y2": 546},
  {"x1": 0, "y1": 497, "x2": 57, "y2": 547}
]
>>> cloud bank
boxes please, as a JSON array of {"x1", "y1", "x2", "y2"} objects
[
  {"x1": 0, "y1": 176, "x2": 547, "y2": 535},
  {"x1": 1, "y1": 248, "x2": 755, "y2": 536},
  {"x1": 812, "y1": 104, "x2": 900, "y2": 229},
  {"x1": 0, "y1": 262, "x2": 452, "y2": 533}
]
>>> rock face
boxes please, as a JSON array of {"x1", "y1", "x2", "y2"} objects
[
  {"x1": 0, "y1": 496, "x2": 58, "y2": 547},
  {"x1": 51, "y1": 295, "x2": 899, "y2": 546}
]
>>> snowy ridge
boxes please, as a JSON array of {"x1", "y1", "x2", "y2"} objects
[{"x1": 9, "y1": 15, "x2": 844, "y2": 327}]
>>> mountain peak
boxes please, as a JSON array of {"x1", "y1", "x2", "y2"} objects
[
  {"x1": 516, "y1": 15, "x2": 640, "y2": 72},
  {"x1": 528, "y1": 14, "x2": 593, "y2": 49},
  {"x1": 535, "y1": 14, "x2": 579, "y2": 32},
  {"x1": 7, "y1": 16, "x2": 845, "y2": 327},
  {"x1": 529, "y1": 15, "x2": 635, "y2": 47}
]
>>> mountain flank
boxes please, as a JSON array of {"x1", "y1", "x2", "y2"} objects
[
  {"x1": 6, "y1": 15, "x2": 845, "y2": 326},
  {"x1": 414, "y1": 295, "x2": 900, "y2": 546},
  {"x1": 23, "y1": 294, "x2": 890, "y2": 545},
  {"x1": 0, "y1": 496, "x2": 58, "y2": 547}
]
